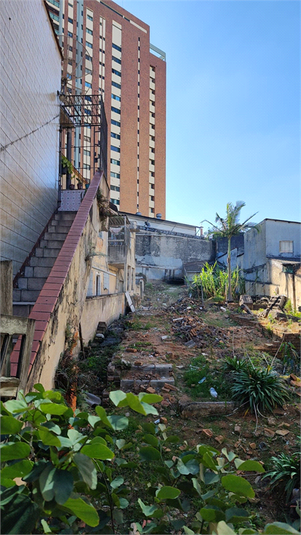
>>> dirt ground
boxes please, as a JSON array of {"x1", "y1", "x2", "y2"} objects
[{"x1": 104, "y1": 281, "x2": 300, "y2": 526}]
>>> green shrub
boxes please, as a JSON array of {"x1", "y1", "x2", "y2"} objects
[
  {"x1": 230, "y1": 366, "x2": 290, "y2": 417},
  {"x1": 223, "y1": 356, "x2": 250, "y2": 373},
  {"x1": 191, "y1": 263, "x2": 245, "y2": 301},
  {"x1": 263, "y1": 452, "x2": 301, "y2": 502}
]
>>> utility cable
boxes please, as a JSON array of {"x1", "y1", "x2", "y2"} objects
[{"x1": 0, "y1": 114, "x2": 60, "y2": 153}]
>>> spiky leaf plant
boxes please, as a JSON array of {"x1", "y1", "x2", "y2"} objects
[
  {"x1": 230, "y1": 366, "x2": 290, "y2": 417},
  {"x1": 263, "y1": 452, "x2": 301, "y2": 501},
  {"x1": 223, "y1": 356, "x2": 250, "y2": 373}
]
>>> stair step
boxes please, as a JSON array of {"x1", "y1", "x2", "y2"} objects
[
  {"x1": 54, "y1": 212, "x2": 77, "y2": 221},
  {"x1": 43, "y1": 232, "x2": 68, "y2": 241},
  {"x1": 13, "y1": 303, "x2": 34, "y2": 317},
  {"x1": 48, "y1": 225, "x2": 72, "y2": 234},
  {"x1": 27, "y1": 278, "x2": 47, "y2": 291},
  {"x1": 35, "y1": 247, "x2": 61, "y2": 258},
  {"x1": 40, "y1": 239, "x2": 66, "y2": 249},
  {"x1": 29, "y1": 257, "x2": 56, "y2": 268},
  {"x1": 18, "y1": 289, "x2": 41, "y2": 302}
]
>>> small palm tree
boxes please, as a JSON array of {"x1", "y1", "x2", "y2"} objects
[{"x1": 205, "y1": 202, "x2": 258, "y2": 302}]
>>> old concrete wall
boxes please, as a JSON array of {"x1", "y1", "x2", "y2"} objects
[
  {"x1": 243, "y1": 222, "x2": 266, "y2": 271},
  {"x1": 265, "y1": 220, "x2": 301, "y2": 259},
  {"x1": 0, "y1": 0, "x2": 61, "y2": 276},
  {"x1": 135, "y1": 232, "x2": 214, "y2": 280},
  {"x1": 0, "y1": 261, "x2": 13, "y2": 315},
  {"x1": 81, "y1": 293, "x2": 125, "y2": 343}
]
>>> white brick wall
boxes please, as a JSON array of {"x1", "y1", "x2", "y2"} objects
[{"x1": 0, "y1": 0, "x2": 61, "y2": 274}]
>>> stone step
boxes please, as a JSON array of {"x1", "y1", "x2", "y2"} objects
[
  {"x1": 14, "y1": 289, "x2": 41, "y2": 302},
  {"x1": 47, "y1": 225, "x2": 72, "y2": 234},
  {"x1": 130, "y1": 364, "x2": 173, "y2": 377},
  {"x1": 13, "y1": 303, "x2": 34, "y2": 317},
  {"x1": 24, "y1": 266, "x2": 52, "y2": 279},
  {"x1": 29, "y1": 256, "x2": 56, "y2": 268},
  {"x1": 120, "y1": 378, "x2": 175, "y2": 392},
  {"x1": 43, "y1": 232, "x2": 68, "y2": 241},
  {"x1": 54, "y1": 212, "x2": 77, "y2": 222},
  {"x1": 40, "y1": 239, "x2": 66, "y2": 249},
  {"x1": 35, "y1": 247, "x2": 61, "y2": 258}
]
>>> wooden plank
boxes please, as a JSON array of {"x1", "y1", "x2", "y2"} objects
[{"x1": 125, "y1": 291, "x2": 135, "y2": 313}]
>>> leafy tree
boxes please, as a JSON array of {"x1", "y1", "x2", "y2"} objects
[{"x1": 205, "y1": 202, "x2": 258, "y2": 302}]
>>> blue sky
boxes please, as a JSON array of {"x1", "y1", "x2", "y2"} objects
[{"x1": 118, "y1": 0, "x2": 300, "y2": 231}]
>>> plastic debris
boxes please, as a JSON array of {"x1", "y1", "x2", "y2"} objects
[
  {"x1": 154, "y1": 419, "x2": 160, "y2": 424},
  {"x1": 198, "y1": 377, "x2": 206, "y2": 384},
  {"x1": 209, "y1": 387, "x2": 218, "y2": 398}
]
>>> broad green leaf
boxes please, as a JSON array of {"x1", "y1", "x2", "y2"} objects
[
  {"x1": 264, "y1": 522, "x2": 301, "y2": 534},
  {"x1": 139, "y1": 446, "x2": 160, "y2": 461},
  {"x1": 203, "y1": 451, "x2": 218, "y2": 471},
  {"x1": 3, "y1": 399, "x2": 28, "y2": 413},
  {"x1": 109, "y1": 390, "x2": 127, "y2": 406},
  {"x1": 0, "y1": 477, "x2": 15, "y2": 488},
  {"x1": 165, "y1": 435, "x2": 180, "y2": 444},
  {"x1": 200, "y1": 506, "x2": 225, "y2": 522},
  {"x1": 1, "y1": 415, "x2": 23, "y2": 434},
  {"x1": 138, "y1": 498, "x2": 161, "y2": 517},
  {"x1": 140, "y1": 401, "x2": 159, "y2": 415},
  {"x1": 95, "y1": 406, "x2": 113, "y2": 428},
  {"x1": 39, "y1": 464, "x2": 56, "y2": 501},
  {"x1": 156, "y1": 486, "x2": 181, "y2": 501},
  {"x1": 1, "y1": 485, "x2": 25, "y2": 506},
  {"x1": 53, "y1": 469, "x2": 74, "y2": 504},
  {"x1": 204, "y1": 472, "x2": 220, "y2": 485},
  {"x1": 183, "y1": 527, "x2": 195, "y2": 534},
  {"x1": 58, "y1": 436, "x2": 72, "y2": 448},
  {"x1": 142, "y1": 422, "x2": 156, "y2": 434},
  {"x1": 39, "y1": 403, "x2": 68, "y2": 415},
  {"x1": 81, "y1": 443, "x2": 114, "y2": 460},
  {"x1": 125, "y1": 393, "x2": 147, "y2": 414},
  {"x1": 74, "y1": 453, "x2": 97, "y2": 489},
  {"x1": 34, "y1": 383, "x2": 45, "y2": 393},
  {"x1": 41, "y1": 421, "x2": 61, "y2": 435},
  {"x1": 221, "y1": 475, "x2": 255, "y2": 498},
  {"x1": 237, "y1": 460, "x2": 265, "y2": 473},
  {"x1": 143, "y1": 434, "x2": 159, "y2": 448},
  {"x1": 0, "y1": 442, "x2": 30, "y2": 462},
  {"x1": 116, "y1": 439, "x2": 126, "y2": 450},
  {"x1": 225, "y1": 507, "x2": 249, "y2": 523},
  {"x1": 185, "y1": 459, "x2": 200, "y2": 475},
  {"x1": 177, "y1": 458, "x2": 190, "y2": 475},
  {"x1": 221, "y1": 448, "x2": 237, "y2": 462},
  {"x1": 1, "y1": 460, "x2": 33, "y2": 479},
  {"x1": 67, "y1": 428, "x2": 85, "y2": 445},
  {"x1": 41, "y1": 519, "x2": 52, "y2": 533},
  {"x1": 43, "y1": 390, "x2": 62, "y2": 402},
  {"x1": 139, "y1": 393, "x2": 163, "y2": 404},
  {"x1": 197, "y1": 444, "x2": 219, "y2": 456},
  {"x1": 119, "y1": 497, "x2": 129, "y2": 509},
  {"x1": 90, "y1": 436, "x2": 107, "y2": 446},
  {"x1": 110, "y1": 476, "x2": 124, "y2": 489},
  {"x1": 192, "y1": 477, "x2": 202, "y2": 496},
  {"x1": 38, "y1": 427, "x2": 61, "y2": 447},
  {"x1": 1, "y1": 494, "x2": 40, "y2": 534},
  {"x1": 63, "y1": 496, "x2": 99, "y2": 527},
  {"x1": 107, "y1": 415, "x2": 128, "y2": 431},
  {"x1": 88, "y1": 415, "x2": 101, "y2": 428},
  {"x1": 216, "y1": 520, "x2": 237, "y2": 535}
]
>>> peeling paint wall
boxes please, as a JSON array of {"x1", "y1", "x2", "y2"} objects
[{"x1": 135, "y1": 232, "x2": 214, "y2": 280}]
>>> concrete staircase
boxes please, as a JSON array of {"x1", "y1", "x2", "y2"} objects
[{"x1": 13, "y1": 212, "x2": 76, "y2": 317}]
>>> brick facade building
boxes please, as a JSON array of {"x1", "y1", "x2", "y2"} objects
[{"x1": 47, "y1": 0, "x2": 166, "y2": 218}]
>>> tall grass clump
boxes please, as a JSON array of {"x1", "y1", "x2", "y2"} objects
[{"x1": 191, "y1": 262, "x2": 244, "y2": 300}]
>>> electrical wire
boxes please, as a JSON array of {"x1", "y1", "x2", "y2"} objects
[{"x1": 0, "y1": 114, "x2": 60, "y2": 153}]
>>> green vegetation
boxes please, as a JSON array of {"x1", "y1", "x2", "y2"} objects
[
  {"x1": 2, "y1": 385, "x2": 298, "y2": 535},
  {"x1": 205, "y1": 202, "x2": 258, "y2": 301},
  {"x1": 230, "y1": 366, "x2": 290, "y2": 418},
  {"x1": 280, "y1": 342, "x2": 300, "y2": 374},
  {"x1": 263, "y1": 452, "x2": 301, "y2": 503},
  {"x1": 191, "y1": 262, "x2": 244, "y2": 301},
  {"x1": 184, "y1": 356, "x2": 231, "y2": 400}
]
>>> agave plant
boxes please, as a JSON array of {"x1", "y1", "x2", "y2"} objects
[
  {"x1": 263, "y1": 452, "x2": 301, "y2": 502},
  {"x1": 223, "y1": 356, "x2": 250, "y2": 373},
  {"x1": 230, "y1": 366, "x2": 290, "y2": 418}
]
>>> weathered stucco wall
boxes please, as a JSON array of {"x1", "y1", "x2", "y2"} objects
[
  {"x1": 81, "y1": 293, "x2": 125, "y2": 343},
  {"x1": 26, "y1": 196, "x2": 101, "y2": 391},
  {"x1": 135, "y1": 232, "x2": 214, "y2": 280},
  {"x1": 0, "y1": 0, "x2": 61, "y2": 275},
  {"x1": 265, "y1": 220, "x2": 301, "y2": 258}
]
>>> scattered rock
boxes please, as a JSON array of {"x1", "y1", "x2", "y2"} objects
[
  {"x1": 146, "y1": 386, "x2": 156, "y2": 394},
  {"x1": 276, "y1": 429, "x2": 290, "y2": 436},
  {"x1": 173, "y1": 317, "x2": 184, "y2": 322},
  {"x1": 263, "y1": 428, "x2": 275, "y2": 438},
  {"x1": 202, "y1": 429, "x2": 213, "y2": 438},
  {"x1": 214, "y1": 435, "x2": 225, "y2": 444},
  {"x1": 249, "y1": 442, "x2": 257, "y2": 450},
  {"x1": 267, "y1": 417, "x2": 276, "y2": 426}
]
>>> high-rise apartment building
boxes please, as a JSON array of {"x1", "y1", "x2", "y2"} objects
[{"x1": 46, "y1": 0, "x2": 166, "y2": 218}]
